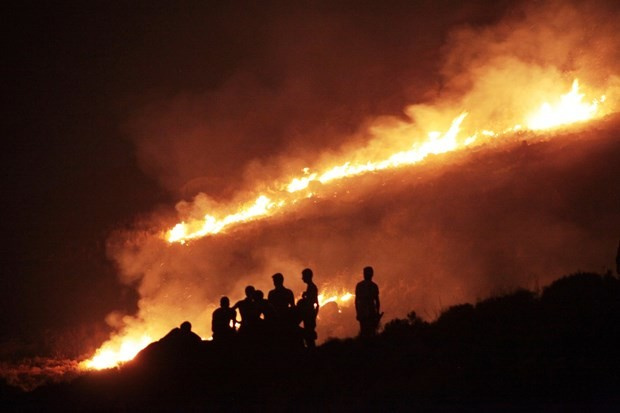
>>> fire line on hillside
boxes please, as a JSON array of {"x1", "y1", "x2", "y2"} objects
[{"x1": 81, "y1": 78, "x2": 612, "y2": 371}]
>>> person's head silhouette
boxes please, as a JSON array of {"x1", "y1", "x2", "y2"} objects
[
  {"x1": 272, "y1": 273, "x2": 284, "y2": 287},
  {"x1": 180, "y1": 321, "x2": 192, "y2": 332},
  {"x1": 302, "y1": 268, "x2": 313, "y2": 283},
  {"x1": 363, "y1": 266, "x2": 374, "y2": 281}
]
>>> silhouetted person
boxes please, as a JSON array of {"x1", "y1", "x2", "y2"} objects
[
  {"x1": 158, "y1": 321, "x2": 203, "y2": 358},
  {"x1": 162, "y1": 321, "x2": 202, "y2": 343},
  {"x1": 212, "y1": 296, "x2": 237, "y2": 343},
  {"x1": 616, "y1": 239, "x2": 620, "y2": 276},
  {"x1": 268, "y1": 273, "x2": 295, "y2": 320},
  {"x1": 253, "y1": 289, "x2": 277, "y2": 344},
  {"x1": 254, "y1": 289, "x2": 276, "y2": 322},
  {"x1": 299, "y1": 268, "x2": 319, "y2": 348},
  {"x1": 233, "y1": 286, "x2": 260, "y2": 336},
  {"x1": 137, "y1": 321, "x2": 202, "y2": 366},
  {"x1": 355, "y1": 266, "x2": 381, "y2": 338}
]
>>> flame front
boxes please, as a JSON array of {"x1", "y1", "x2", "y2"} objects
[
  {"x1": 81, "y1": 334, "x2": 153, "y2": 370},
  {"x1": 166, "y1": 113, "x2": 469, "y2": 243},
  {"x1": 165, "y1": 79, "x2": 607, "y2": 245},
  {"x1": 81, "y1": 291, "x2": 354, "y2": 371}
]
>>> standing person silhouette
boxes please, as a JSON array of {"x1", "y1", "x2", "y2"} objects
[
  {"x1": 299, "y1": 268, "x2": 319, "y2": 348},
  {"x1": 355, "y1": 266, "x2": 381, "y2": 338},
  {"x1": 212, "y1": 296, "x2": 237, "y2": 343},
  {"x1": 616, "y1": 239, "x2": 620, "y2": 276},
  {"x1": 232, "y1": 285, "x2": 260, "y2": 338},
  {"x1": 268, "y1": 273, "x2": 295, "y2": 321},
  {"x1": 268, "y1": 273, "x2": 296, "y2": 345}
]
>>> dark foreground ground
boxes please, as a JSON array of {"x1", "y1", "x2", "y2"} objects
[{"x1": 3, "y1": 271, "x2": 620, "y2": 412}]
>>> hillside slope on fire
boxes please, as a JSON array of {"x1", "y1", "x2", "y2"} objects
[
  {"x1": 97, "y1": 111, "x2": 620, "y2": 355},
  {"x1": 4, "y1": 270, "x2": 620, "y2": 411}
]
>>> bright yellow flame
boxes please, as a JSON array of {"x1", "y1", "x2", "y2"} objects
[
  {"x1": 526, "y1": 79, "x2": 603, "y2": 130},
  {"x1": 80, "y1": 334, "x2": 153, "y2": 370},
  {"x1": 167, "y1": 195, "x2": 277, "y2": 243},
  {"x1": 165, "y1": 77, "x2": 608, "y2": 245},
  {"x1": 165, "y1": 112, "x2": 468, "y2": 244},
  {"x1": 287, "y1": 173, "x2": 318, "y2": 192},
  {"x1": 318, "y1": 290, "x2": 354, "y2": 307}
]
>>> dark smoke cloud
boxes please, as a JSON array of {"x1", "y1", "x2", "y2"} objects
[{"x1": 103, "y1": 0, "x2": 620, "y2": 344}]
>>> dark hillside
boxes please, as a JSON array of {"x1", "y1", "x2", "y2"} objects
[{"x1": 4, "y1": 271, "x2": 620, "y2": 411}]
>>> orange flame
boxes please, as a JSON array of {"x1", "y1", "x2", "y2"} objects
[
  {"x1": 318, "y1": 291, "x2": 354, "y2": 308},
  {"x1": 165, "y1": 79, "x2": 606, "y2": 245},
  {"x1": 80, "y1": 334, "x2": 153, "y2": 370},
  {"x1": 166, "y1": 112, "x2": 468, "y2": 243},
  {"x1": 526, "y1": 80, "x2": 604, "y2": 130}
]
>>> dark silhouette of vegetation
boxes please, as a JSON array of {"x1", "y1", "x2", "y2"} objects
[{"x1": 4, "y1": 271, "x2": 620, "y2": 411}]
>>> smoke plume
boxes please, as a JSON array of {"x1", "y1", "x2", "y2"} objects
[{"x1": 106, "y1": 0, "x2": 620, "y2": 344}]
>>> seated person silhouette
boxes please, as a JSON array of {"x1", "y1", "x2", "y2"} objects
[
  {"x1": 136, "y1": 321, "x2": 203, "y2": 365},
  {"x1": 161, "y1": 321, "x2": 202, "y2": 346}
]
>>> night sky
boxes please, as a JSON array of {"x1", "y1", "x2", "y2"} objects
[{"x1": 2, "y1": 0, "x2": 619, "y2": 359}]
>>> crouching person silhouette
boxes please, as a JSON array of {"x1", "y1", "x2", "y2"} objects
[
  {"x1": 135, "y1": 321, "x2": 202, "y2": 367},
  {"x1": 162, "y1": 321, "x2": 202, "y2": 345}
]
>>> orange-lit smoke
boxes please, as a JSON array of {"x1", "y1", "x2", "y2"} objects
[
  {"x1": 165, "y1": 77, "x2": 608, "y2": 244},
  {"x1": 84, "y1": 0, "x2": 620, "y2": 369}
]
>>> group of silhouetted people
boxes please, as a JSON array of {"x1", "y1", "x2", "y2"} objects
[
  {"x1": 209, "y1": 266, "x2": 381, "y2": 349},
  {"x1": 159, "y1": 240, "x2": 620, "y2": 354},
  {"x1": 211, "y1": 268, "x2": 321, "y2": 349},
  {"x1": 211, "y1": 268, "x2": 319, "y2": 348},
  {"x1": 159, "y1": 266, "x2": 382, "y2": 353}
]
